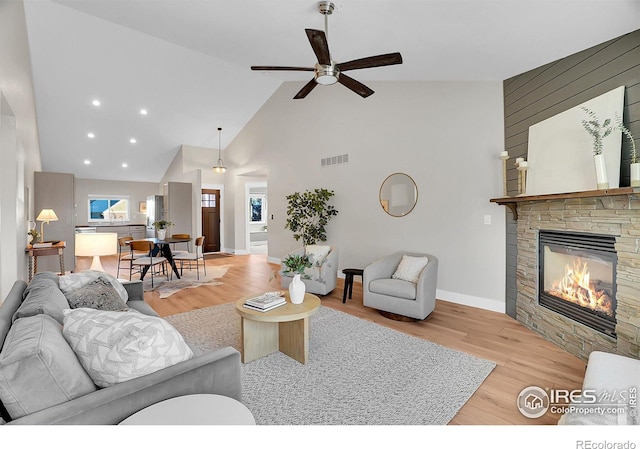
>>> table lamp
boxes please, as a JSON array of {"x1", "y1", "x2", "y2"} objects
[
  {"x1": 36, "y1": 209, "x2": 58, "y2": 243},
  {"x1": 75, "y1": 232, "x2": 118, "y2": 272}
]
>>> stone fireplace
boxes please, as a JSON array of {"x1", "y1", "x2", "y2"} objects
[{"x1": 493, "y1": 189, "x2": 640, "y2": 361}]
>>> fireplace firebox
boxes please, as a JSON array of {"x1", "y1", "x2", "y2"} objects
[{"x1": 538, "y1": 230, "x2": 617, "y2": 337}]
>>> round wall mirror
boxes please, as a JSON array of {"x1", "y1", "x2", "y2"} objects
[{"x1": 379, "y1": 173, "x2": 418, "y2": 217}]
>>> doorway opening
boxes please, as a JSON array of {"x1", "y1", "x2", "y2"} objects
[{"x1": 247, "y1": 183, "x2": 267, "y2": 255}]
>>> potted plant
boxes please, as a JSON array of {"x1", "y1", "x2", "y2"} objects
[
  {"x1": 282, "y1": 253, "x2": 312, "y2": 278},
  {"x1": 285, "y1": 188, "x2": 339, "y2": 245},
  {"x1": 281, "y1": 253, "x2": 312, "y2": 304},
  {"x1": 27, "y1": 228, "x2": 40, "y2": 244},
  {"x1": 581, "y1": 107, "x2": 613, "y2": 189},
  {"x1": 152, "y1": 220, "x2": 174, "y2": 240}
]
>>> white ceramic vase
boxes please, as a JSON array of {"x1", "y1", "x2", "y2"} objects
[
  {"x1": 289, "y1": 274, "x2": 306, "y2": 304},
  {"x1": 631, "y1": 162, "x2": 640, "y2": 187},
  {"x1": 157, "y1": 229, "x2": 166, "y2": 240},
  {"x1": 593, "y1": 153, "x2": 609, "y2": 189}
]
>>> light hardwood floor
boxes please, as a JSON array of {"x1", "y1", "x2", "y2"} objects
[{"x1": 86, "y1": 253, "x2": 587, "y2": 425}]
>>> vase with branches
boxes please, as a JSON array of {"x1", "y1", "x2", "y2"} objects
[
  {"x1": 581, "y1": 107, "x2": 614, "y2": 189},
  {"x1": 617, "y1": 113, "x2": 640, "y2": 186},
  {"x1": 581, "y1": 107, "x2": 614, "y2": 156}
]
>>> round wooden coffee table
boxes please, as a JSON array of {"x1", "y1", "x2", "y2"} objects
[{"x1": 235, "y1": 292, "x2": 321, "y2": 364}]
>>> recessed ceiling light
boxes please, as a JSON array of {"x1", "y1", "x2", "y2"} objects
[
  {"x1": 84, "y1": 160, "x2": 91, "y2": 165},
  {"x1": 139, "y1": 109, "x2": 148, "y2": 115},
  {"x1": 92, "y1": 99, "x2": 101, "y2": 106},
  {"x1": 87, "y1": 132, "x2": 95, "y2": 138},
  {"x1": 129, "y1": 138, "x2": 137, "y2": 144},
  {"x1": 121, "y1": 163, "x2": 128, "y2": 168}
]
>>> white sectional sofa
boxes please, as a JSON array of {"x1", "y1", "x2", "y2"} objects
[{"x1": 558, "y1": 351, "x2": 640, "y2": 425}]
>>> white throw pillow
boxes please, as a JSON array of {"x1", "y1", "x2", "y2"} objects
[
  {"x1": 392, "y1": 255, "x2": 429, "y2": 283},
  {"x1": 305, "y1": 245, "x2": 331, "y2": 266},
  {"x1": 59, "y1": 270, "x2": 128, "y2": 303},
  {"x1": 62, "y1": 308, "x2": 193, "y2": 388}
]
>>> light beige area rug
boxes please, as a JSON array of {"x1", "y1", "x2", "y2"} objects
[
  {"x1": 166, "y1": 303, "x2": 496, "y2": 425},
  {"x1": 142, "y1": 265, "x2": 230, "y2": 298}
]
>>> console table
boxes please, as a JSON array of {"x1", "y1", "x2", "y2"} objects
[{"x1": 25, "y1": 241, "x2": 66, "y2": 281}]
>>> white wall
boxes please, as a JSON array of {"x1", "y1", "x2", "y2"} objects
[
  {"x1": 75, "y1": 178, "x2": 160, "y2": 226},
  {"x1": 0, "y1": 0, "x2": 41, "y2": 299},
  {"x1": 162, "y1": 145, "x2": 219, "y2": 244},
  {"x1": 225, "y1": 80, "x2": 507, "y2": 311}
]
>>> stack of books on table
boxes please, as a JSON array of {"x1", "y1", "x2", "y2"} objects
[{"x1": 243, "y1": 292, "x2": 286, "y2": 312}]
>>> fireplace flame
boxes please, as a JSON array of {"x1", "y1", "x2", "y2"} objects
[{"x1": 549, "y1": 258, "x2": 614, "y2": 317}]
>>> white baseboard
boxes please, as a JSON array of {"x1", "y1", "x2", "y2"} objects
[
  {"x1": 436, "y1": 289, "x2": 505, "y2": 313},
  {"x1": 221, "y1": 253, "x2": 505, "y2": 314},
  {"x1": 223, "y1": 247, "x2": 250, "y2": 255}
]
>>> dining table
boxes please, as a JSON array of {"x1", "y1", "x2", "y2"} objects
[{"x1": 133, "y1": 237, "x2": 191, "y2": 281}]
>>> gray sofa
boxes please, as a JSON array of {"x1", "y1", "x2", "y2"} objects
[{"x1": 0, "y1": 272, "x2": 241, "y2": 425}]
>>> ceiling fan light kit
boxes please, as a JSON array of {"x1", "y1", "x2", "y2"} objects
[
  {"x1": 315, "y1": 63, "x2": 339, "y2": 85},
  {"x1": 251, "y1": 1, "x2": 402, "y2": 99}
]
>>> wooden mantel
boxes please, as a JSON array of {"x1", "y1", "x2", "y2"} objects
[{"x1": 490, "y1": 187, "x2": 639, "y2": 220}]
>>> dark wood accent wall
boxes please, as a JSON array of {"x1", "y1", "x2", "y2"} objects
[{"x1": 502, "y1": 29, "x2": 640, "y2": 317}]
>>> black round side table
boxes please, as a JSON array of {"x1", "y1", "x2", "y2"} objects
[{"x1": 341, "y1": 268, "x2": 364, "y2": 303}]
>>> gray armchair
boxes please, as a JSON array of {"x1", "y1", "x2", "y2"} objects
[{"x1": 363, "y1": 252, "x2": 438, "y2": 320}]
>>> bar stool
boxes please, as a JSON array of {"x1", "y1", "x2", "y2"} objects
[{"x1": 342, "y1": 268, "x2": 364, "y2": 303}]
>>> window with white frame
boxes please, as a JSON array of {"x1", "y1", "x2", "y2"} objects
[{"x1": 88, "y1": 196, "x2": 130, "y2": 222}]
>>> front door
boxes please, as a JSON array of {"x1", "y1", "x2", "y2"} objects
[{"x1": 201, "y1": 189, "x2": 220, "y2": 253}]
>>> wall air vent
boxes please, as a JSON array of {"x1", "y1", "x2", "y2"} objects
[{"x1": 321, "y1": 154, "x2": 349, "y2": 167}]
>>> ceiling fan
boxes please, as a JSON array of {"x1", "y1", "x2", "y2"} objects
[{"x1": 251, "y1": 1, "x2": 403, "y2": 99}]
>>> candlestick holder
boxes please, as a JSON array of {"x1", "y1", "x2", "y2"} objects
[
  {"x1": 515, "y1": 158, "x2": 523, "y2": 195},
  {"x1": 517, "y1": 162, "x2": 529, "y2": 196}
]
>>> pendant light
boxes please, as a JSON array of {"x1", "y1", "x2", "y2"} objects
[{"x1": 212, "y1": 127, "x2": 226, "y2": 173}]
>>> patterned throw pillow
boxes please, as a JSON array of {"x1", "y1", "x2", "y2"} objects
[
  {"x1": 64, "y1": 277, "x2": 129, "y2": 311},
  {"x1": 62, "y1": 308, "x2": 194, "y2": 388},
  {"x1": 59, "y1": 271, "x2": 128, "y2": 303},
  {"x1": 392, "y1": 255, "x2": 429, "y2": 283}
]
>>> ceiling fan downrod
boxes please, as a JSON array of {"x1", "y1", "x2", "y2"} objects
[{"x1": 315, "y1": 1, "x2": 338, "y2": 86}]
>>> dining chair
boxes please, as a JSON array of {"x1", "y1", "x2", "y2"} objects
[
  {"x1": 117, "y1": 236, "x2": 151, "y2": 280},
  {"x1": 170, "y1": 233, "x2": 192, "y2": 256},
  {"x1": 172, "y1": 236, "x2": 206, "y2": 280},
  {"x1": 129, "y1": 240, "x2": 168, "y2": 287},
  {"x1": 116, "y1": 236, "x2": 136, "y2": 280}
]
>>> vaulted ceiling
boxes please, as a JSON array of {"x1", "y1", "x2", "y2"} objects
[{"x1": 23, "y1": 0, "x2": 640, "y2": 182}]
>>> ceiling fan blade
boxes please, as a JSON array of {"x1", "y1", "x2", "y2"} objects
[
  {"x1": 251, "y1": 66, "x2": 314, "y2": 72},
  {"x1": 305, "y1": 29, "x2": 331, "y2": 65},
  {"x1": 293, "y1": 79, "x2": 318, "y2": 99},
  {"x1": 338, "y1": 74, "x2": 374, "y2": 98},
  {"x1": 337, "y1": 52, "x2": 403, "y2": 72}
]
